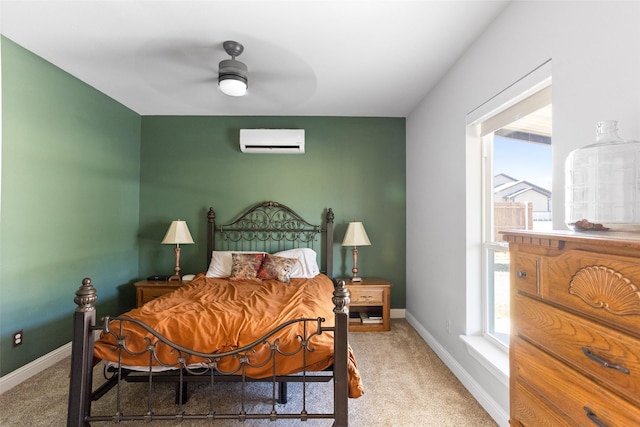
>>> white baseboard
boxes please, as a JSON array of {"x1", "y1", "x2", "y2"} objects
[
  {"x1": 0, "y1": 342, "x2": 71, "y2": 394},
  {"x1": 1, "y1": 330, "x2": 103, "y2": 394},
  {"x1": 390, "y1": 308, "x2": 405, "y2": 318},
  {"x1": 405, "y1": 311, "x2": 510, "y2": 427}
]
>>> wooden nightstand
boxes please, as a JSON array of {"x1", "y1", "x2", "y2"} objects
[
  {"x1": 337, "y1": 277, "x2": 391, "y2": 332},
  {"x1": 134, "y1": 280, "x2": 184, "y2": 307}
]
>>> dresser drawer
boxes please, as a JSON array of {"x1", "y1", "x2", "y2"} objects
[
  {"x1": 542, "y1": 250, "x2": 640, "y2": 337},
  {"x1": 349, "y1": 287, "x2": 384, "y2": 305},
  {"x1": 515, "y1": 294, "x2": 640, "y2": 406},
  {"x1": 513, "y1": 338, "x2": 640, "y2": 427},
  {"x1": 511, "y1": 253, "x2": 541, "y2": 296},
  {"x1": 511, "y1": 381, "x2": 571, "y2": 427}
]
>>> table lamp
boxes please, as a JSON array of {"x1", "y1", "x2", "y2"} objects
[
  {"x1": 342, "y1": 221, "x2": 371, "y2": 282},
  {"x1": 161, "y1": 219, "x2": 194, "y2": 281}
]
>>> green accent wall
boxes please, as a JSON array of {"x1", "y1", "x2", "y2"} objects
[
  {"x1": 0, "y1": 37, "x2": 406, "y2": 377},
  {"x1": 139, "y1": 116, "x2": 406, "y2": 308},
  {"x1": 0, "y1": 37, "x2": 141, "y2": 376}
]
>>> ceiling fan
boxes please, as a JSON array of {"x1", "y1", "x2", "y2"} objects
[
  {"x1": 135, "y1": 36, "x2": 317, "y2": 112},
  {"x1": 218, "y1": 40, "x2": 248, "y2": 97}
]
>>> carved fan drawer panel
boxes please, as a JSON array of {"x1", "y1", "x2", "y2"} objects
[
  {"x1": 513, "y1": 338, "x2": 640, "y2": 427},
  {"x1": 515, "y1": 294, "x2": 640, "y2": 404},
  {"x1": 542, "y1": 250, "x2": 640, "y2": 335},
  {"x1": 349, "y1": 288, "x2": 384, "y2": 305}
]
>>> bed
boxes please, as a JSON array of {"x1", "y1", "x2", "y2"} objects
[{"x1": 67, "y1": 201, "x2": 362, "y2": 426}]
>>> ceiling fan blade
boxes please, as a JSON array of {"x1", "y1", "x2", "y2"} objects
[
  {"x1": 135, "y1": 38, "x2": 219, "y2": 93},
  {"x1": 248, "y1": 70, "x2": 317, "y2": 108}
]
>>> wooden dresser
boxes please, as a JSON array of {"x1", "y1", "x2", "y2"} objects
[{"x1": 502, "y1": 230, "x2": 640, "y2": 427}]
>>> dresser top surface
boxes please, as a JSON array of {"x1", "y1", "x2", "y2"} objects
[{"x1": 501, "y1": 229, "x2": 640, "y2": 249}]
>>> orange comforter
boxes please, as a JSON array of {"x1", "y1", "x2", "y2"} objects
[{"x1": 94, "y1": 273, "x2": 363, "y2": 398}]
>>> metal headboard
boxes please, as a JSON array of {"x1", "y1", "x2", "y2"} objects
[{"x1": 207, "y1": 201, "x2": 334, "y2": 277}]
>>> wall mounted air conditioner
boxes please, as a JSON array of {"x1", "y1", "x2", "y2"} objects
[{"x1": 239, "y1": 129, "x2": 305, "y2": 154}]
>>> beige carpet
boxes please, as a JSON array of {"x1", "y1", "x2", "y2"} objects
[{"x1": 0, "y1": 320, "x2": 497, "y2": 426}]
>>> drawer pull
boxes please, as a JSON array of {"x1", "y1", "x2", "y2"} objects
[
  {"x1": 581, "y1": 347, "x2": 630, "y2": 374},
  {"x1": 535, "y1": 259, "x2": 540, "y2": 294},
  {"x1": 583, "y1": 406, "x2": 607, "y2": 427},
  {"x1": 516, "y1": 271, "x2": 527, "y2": 279}
]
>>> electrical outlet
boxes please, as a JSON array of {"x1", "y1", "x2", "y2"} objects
[
  {"x1": 445, "y1": 320, "x2": 451, "y2": 334},
  {"x1": 12, "y1": 330, "x2": 23, "y2": 347}
]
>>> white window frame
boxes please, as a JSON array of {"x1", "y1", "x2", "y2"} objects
[
  {"x1": 461, "y1": 60, "x2": 552, "y2": 386},
  {"x1": 481, "y1": 131, "x2": 511, "y2": 349}
]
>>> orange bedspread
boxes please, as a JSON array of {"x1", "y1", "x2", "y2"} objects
[{"x1": 94, "y1": 273, "x2": 363, "y2": 398}]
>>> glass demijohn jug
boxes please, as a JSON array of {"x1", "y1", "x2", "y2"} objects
[{"x1": 565, "y1": 120, "x2": 640, "y2": 231}]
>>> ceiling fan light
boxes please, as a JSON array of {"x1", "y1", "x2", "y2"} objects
[
  {"x1": 219, "y1": 76, "x2": 247, "y2": 97},
  {"x1": 218, "y1": 58, "x2": 248, "y2": 97}
]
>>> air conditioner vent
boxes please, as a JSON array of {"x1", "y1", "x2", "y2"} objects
[{"x1": 240, "y1": 129, "x2": 305, "y2": 154}]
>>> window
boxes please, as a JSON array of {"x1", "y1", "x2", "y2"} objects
[
  {"x1": 464, "y1": 61, "x2": 552, "y2": 375},
  {"x1": 482, "y1": 97, "x2": 552, "y2": 347}
]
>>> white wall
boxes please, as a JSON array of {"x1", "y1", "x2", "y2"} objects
[{"x1": 406, "y1": 1, "x2": 640, "y2": 425}]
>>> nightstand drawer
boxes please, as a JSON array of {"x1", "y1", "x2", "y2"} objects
[
  {"x1": 135, "y1": 280, "x2": 183, "y2": 307},
  {"x1": 349, "y1": 288, "x2": 384, "y2": 305},
  {"x1": 139, "y1": 287, "x2": 173, "y2": 304}
]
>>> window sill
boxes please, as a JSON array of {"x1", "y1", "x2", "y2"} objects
[{"x1": 460, "y1": 335, "x2": 509, "y2": 387}]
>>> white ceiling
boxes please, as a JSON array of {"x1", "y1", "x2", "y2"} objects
[{"x1": 0, "y1": 0, "x2": 510, "y2": 117}]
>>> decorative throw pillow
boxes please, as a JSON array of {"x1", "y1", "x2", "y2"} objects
[
  {"x1": 257, "y1": 253, "x2": 298, "y2": 283},
  {"x1": 273, "y1": 248, "x2": 320, "y2": 278},
  {"x1": 206, "y1": 251, "x2": 264, "y2": 278},
  {"x1": 229, "y1": 253, "x2": 265, "y2": 281}
]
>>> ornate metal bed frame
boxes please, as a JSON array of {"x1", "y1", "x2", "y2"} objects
[
  {"x1": 206, "y1": 201, "x2": 334, "y2": 278},
  {"x1": 67, "y1": 201, "x2": 350, "y2": 426}
]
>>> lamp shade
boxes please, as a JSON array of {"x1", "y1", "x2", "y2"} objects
[
  {"x1": 161, "y1": 220, "x2": 194, "y2": 245},
  {"x1": 341, "y1": 222, "x2": 371, "y2": 247}
]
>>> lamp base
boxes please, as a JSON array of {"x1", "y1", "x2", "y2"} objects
[
  {"x1": 350, "y1": 276, "x2": 362, "y2": 283},
  {"x1": 167, "y1": 274, "x2": 181, "y2": 282}
]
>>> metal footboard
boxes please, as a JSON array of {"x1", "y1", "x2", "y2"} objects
[{"x1": 67, "y1": 278, "x2": 350, "y2": 426}]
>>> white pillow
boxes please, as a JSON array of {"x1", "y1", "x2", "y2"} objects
[
  {"x1": 206, "y1": 251, "x2": 264, "y2": 278},
  {"x1": 273, "y1": 248, "x2": 320, "y2": 278}
]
